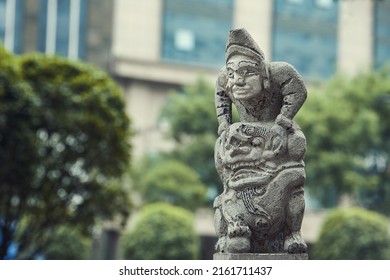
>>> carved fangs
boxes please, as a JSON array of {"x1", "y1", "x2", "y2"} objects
[{"x1": 228, "y1": 161, "x2": 260, "y2": 171}]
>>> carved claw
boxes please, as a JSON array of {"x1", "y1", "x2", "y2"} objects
[
  {"x1": 284, "y1": 231, "x2": 307, "y2": 253},
  {"x1": 228, "y1": 223, "x2": 251, "y2": 238},
  {"x1": 215, "y1": 236, "x2": 228, "y2": 253},
  {"x1": 226, "y1": 237, "x2": 251, "y2": 253}
]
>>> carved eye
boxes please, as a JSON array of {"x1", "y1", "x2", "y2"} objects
[
  {"x1": 251, "y1": 137, "x2": 263, "y2": 147},
  {"x1": 238, "y1": 67, "x2": 256, "y2": 77},
  {"x1": 229, "y1": 137, "x2": 240, "y2": 147},
  {"x1": 238, "y1": 68, "x2": 248, "y2": 76},
  {"x1": 225, "y1": 137, "x2": 239, "y2": 150}
]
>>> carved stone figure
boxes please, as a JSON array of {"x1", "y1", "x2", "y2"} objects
[{"x1": 213, "y1": 28, "x2": 307, "y2": 255}]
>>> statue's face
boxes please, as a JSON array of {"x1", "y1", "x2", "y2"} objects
[{"x1": 226, "y1": 54, "x2": 262, "y2": 100}]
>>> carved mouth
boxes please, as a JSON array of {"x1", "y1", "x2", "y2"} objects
[
  {"x1": 234, "y1": 89, "x2": 248, "y2": 94},
  {"x1": 231, "y1": 169, "x2": 260, "y2": 182},
  {"x1": 232, "y1": 88, "x2": 251, "y2": 98},
  {"x1": 229, "y1": 171, "x2": 274, "y2": 190},
  {"x1": 229, "y1": 161, "x2": 261, "y2": 171},
  {"x1": 227, "y1": 161, "x2": 276, "y2": 190}
]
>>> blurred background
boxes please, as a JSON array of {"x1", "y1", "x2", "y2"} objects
[{"x1": 1, "y1": 0, "x2": 390, "y2": 260}]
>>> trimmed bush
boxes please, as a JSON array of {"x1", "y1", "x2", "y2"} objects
[
  {"x1": 122, "y1": 203, "x2": 199, "y2": 259},
  {"x1": 43, "y1": 227, "x2": 92, "y2": 260},
  {"x1": 313, "y1": 207, "x2": 390, "y2": 259}
]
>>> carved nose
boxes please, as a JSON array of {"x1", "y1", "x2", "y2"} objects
[{"x1": 234, "y1": 77, "x2": 245, "y2": 86}]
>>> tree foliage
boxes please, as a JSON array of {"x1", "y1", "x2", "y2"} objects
[
  {"x1": 313, "y1": 207, "x2": 390, "y2": 259},
  {"x1": 159, "y1": 78, "x2": 228, "y2": 195},
  {"x1": 167, "y1": 133, "x2": 220, "y2": 194},
  {"x1": 40, "y1": 226, "x2": 92, "y2": 260},
  {"x1": 122, "y1": 203, "x2": 199, "y2": 260},
  {"x1": 0, "y1": 48, "x2": 132, "y2": 259},
  {"x1": 161, "y1": 78, "x2": 218, "y2": 142},
  {"x1": 296, "y1": 70, "x2": 390, "y2": 211},
  {"x1": 135, "y1": 160, "x2": 207, "y2": 211}
]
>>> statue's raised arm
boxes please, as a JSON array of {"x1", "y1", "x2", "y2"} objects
[{"x1": 270, "y1": 61, "x2": 307, "y2": 129}]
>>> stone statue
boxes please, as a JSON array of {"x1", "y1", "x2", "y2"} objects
[{"x1": 213, "y1": 28, "x2": 307, "y2": 257}]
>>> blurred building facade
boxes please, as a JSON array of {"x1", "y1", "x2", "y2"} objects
[
  {"x1": 0, "y1": 0, "x2": 113, "y2": 68},
  {"x1": 109, "y1": 0, "x2": 390, "y2": 159}
]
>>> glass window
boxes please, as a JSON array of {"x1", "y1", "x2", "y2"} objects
[
  {"x1": 315, "y1": 0, "x2": 334, "y2": 9},
  {"x1": 0, "y1": 0, "x2": 24, "y2": 53},
  {"x1": 162, "y1": 0, "x2": 234, "y2": 67},
  {"x1": 38, "y1": 0, "x2": 87, "y2": 59},
  {"x1": 374, "y1": 0, "x2": 390, "y2": 69},
  {"x1": 0, "y1": 0, "x2": 6, "y2": 45},
  {"x1": 287, "y1": 0, "x2": 304, "y2": 5},
  {"x1": 55, "y1": 0, "x2": 71, "y2": 57},
  {"x1": 272, "y1": 0, "x2": 339, "y2": 80},
  {"x1": 174, "y1": 29, "x2": 195, "y2": 52}
]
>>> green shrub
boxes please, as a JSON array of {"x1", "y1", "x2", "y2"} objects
[
  {"x1": 43, "y1": 226, "x2": 92, "y2": 260},
  {"x1": 137, "y1": 160, "x2": 207, "y2": 211},
  {"x1": 313, "y1": 207, "x2": 390, "y2": 259},
  {"x1": 122, "y1": 203, "x2": 199, "y2": 259}
]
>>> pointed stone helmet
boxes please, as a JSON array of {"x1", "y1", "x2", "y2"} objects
[{"x1": 226, "y1": 28, "x2": 265, "y2": 63}]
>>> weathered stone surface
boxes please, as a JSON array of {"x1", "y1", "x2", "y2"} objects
[
  {"x1": 214, "y1": 253, "x2": 309, "y2": 260},
  {"x1": 213, "y1": 28, "x2": 307, "y2": 255}
]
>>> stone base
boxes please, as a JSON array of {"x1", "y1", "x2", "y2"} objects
[{"x1": 213, "y1": 253, "x2": 308, "y2": 260}]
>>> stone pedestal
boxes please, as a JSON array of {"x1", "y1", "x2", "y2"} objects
[{"x1": 214, "y1": 253, "x2": 308, "y2": 260}]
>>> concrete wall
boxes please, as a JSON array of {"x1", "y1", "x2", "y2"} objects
[
  {"x1": 112, "y1": 0, "x2": 162, "y2": 62},
  {"x1": 121, "y1": 80, "x2": 176, "y2": 159},
  {"x1": 338, "y1": 0, "x2": 374, "y2": 76},
  {"x1": 234, "y1": 0, "x2": 273, "y2": 60}
]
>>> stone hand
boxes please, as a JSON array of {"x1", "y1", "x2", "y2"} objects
[{"x1": 275, "y1": 114, "x2": 293, "y2": 129}]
